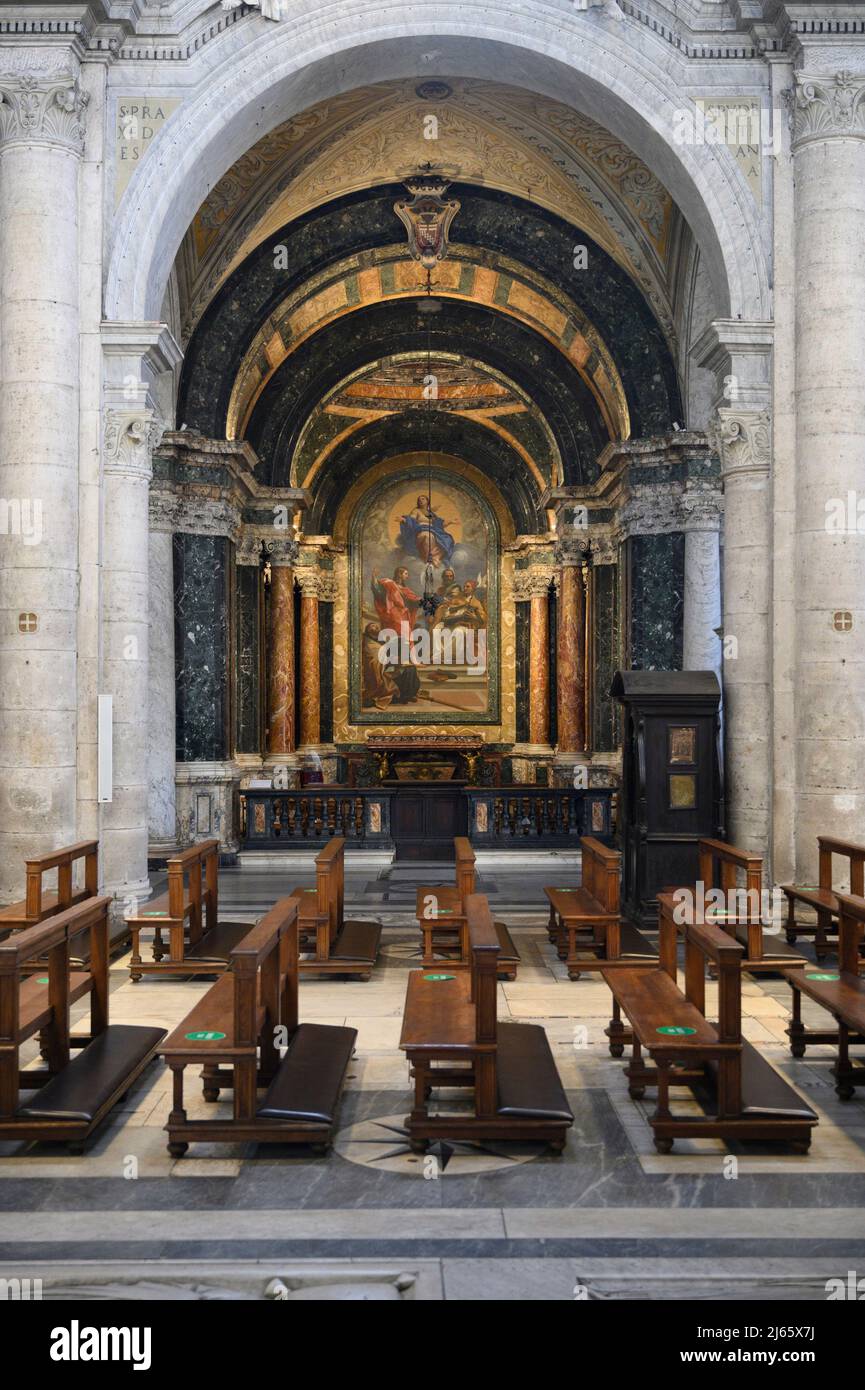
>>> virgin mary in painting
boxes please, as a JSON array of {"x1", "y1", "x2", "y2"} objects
[{"x1": 398, "y1": 494, "x2": 456, "y2": 568}]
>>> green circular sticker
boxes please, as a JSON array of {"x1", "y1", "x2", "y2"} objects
[
  {"x1": 36, "y1": 977, "x2": 49, "y2": 984},
  {"x1": 657, "y1": 1025, "x2": 697, "y2": 1036},
  {"x1": 144, "y1": 910, "x2": 168, "y2": 917},
  {"x1": 423, "y1": 974, "x2": 455, "y2": 982},
  {"x1": 185, "y1": 1030, "x2": 226, "y2": 1041},
  {"x1": 806, "y1": 972, "x2": 840, "y2": 981}
]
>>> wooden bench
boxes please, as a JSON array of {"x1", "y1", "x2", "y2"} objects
[
  {"x1": 785, "y1": 891, "x2": 865, "y2": 1098},
  {"x1": 0, "y1": 840, "x2": 99, "y2": 943},
  {"x1": 544, "y1": 837, "x2": 654, "y2": 981},
  {"x1": 680, "y1": 838, "x2": 806, "y2": 974},
  {"x1": 400, "y1": 893, "x2": 572, "y2": 1152},
  {"x1": 161, "y1": 894, "x2": 357, "y2": 1155},
  {"x1": 1, "y1": 897, "x2": 165, "y2": 1151},
  {"x1": 601, "y1": 892, "x2": 817, "y2": 1153},
  {"x1": 782, "y1": 836, "x2": 865, "y2": 960},
  {"x1": 415, "y1": 836, "x2": 520, "y2": 979},
  {"x1": 126, "y1": 839, "x2": 256, "y2": 981},
  {"x1": 291, "y1": 837, "x2": 381, "y2": 979}
]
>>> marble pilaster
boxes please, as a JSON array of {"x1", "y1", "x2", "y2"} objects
[
  {"x1": 0, "y1": 56, "x2": 86, "y2": 898},
  {"x1": 147, "y1": 525, "x2": 177, "y2": 846},
  {"x1": 683, "y1": 524, "x2": 722, "y2": 676}
]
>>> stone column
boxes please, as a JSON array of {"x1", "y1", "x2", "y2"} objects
[
  {"x1": 682, "y1": 523, "x2": 722, "y2": 675},
  {"x1": 147, "y1": 517, "x2": 177, "y2": 848},
  {"x1": 527, "y1": 574, "x2": 552, "y2": 747},
  {"x1": 101, "y1": 328, "x2": 181, "y2": 907},
  {"x1": 0, "y1": 60, "x2": 87, "y2": 899},
  {"x1": 297, "y1": 573, "x2": 321, "y2": 749},
  {"x1": 267, "y1": 552, "x2": 296, "y2": 759},
  {"x1": 792, "y1": 70, "x2": 865, "y2": 878},
  {"x1": 556, "y1": 540, "x2": 589, "y2": 757},
  {"x1": 712, "y1": 410, "x2": 772, "y2": 849}
]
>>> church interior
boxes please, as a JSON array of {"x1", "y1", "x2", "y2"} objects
[{"x1": 1, "y1": 0, "x2": 864, "y2": 1317}]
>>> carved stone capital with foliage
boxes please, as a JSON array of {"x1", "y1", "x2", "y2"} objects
[{"x1": 793, "y1": 70, "x2": 865, "y2": 148}]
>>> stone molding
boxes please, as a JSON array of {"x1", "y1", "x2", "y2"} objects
[
  {"x1": 555, "y1": 536, "x2": 592, "y2": 568},
  {"x1": 296, "y1": 568, "x2": 337, "y2": 601},
  {"x1": 103, "y1": 410, "x2": 163, "y2": 482},
  {"x1": 511, "y1": 568, "x2": 556, "y2": 601},
  {"x1": 709, "y1": 409, "x2": 771, "y2": 483},
  {"x1": 0, "y1": 58, "x2": 87, "y2": 152},
  {"x1": 793, "y1": 70, "x2": 865, "y2": 148}
]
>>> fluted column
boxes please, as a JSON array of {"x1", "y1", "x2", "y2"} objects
[
  {"x1": 267, "y1": 554, "x2": 296, "y2": 758},
  {"x1": 556, "y1": 540, "x2": 589, "y2": 755},
  {"x1": 0, "y1": 60, "x2": 87, "y2": 899},
  {"x1": 792, "y1": 70, "x2": 865, "y2": 878}
]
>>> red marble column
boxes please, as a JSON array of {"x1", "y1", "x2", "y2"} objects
[
  {"x1": 529, "y1": 581, "x2": 551, "y2": 746},
  {"x1": 267, "y1": 564, "x2": 295, "y2": 754},
  {"x1": 298, "y1": 588, "x2": 321, "y2": 747},
  {"x1": 557, "y1": 556, "x2": 587, "y2": 753}
]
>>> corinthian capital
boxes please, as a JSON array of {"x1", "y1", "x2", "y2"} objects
[
  {"x1": 103, "y1": 411, "x2": 163, "y2": 481},
  {"x1": 296, "y1": 568, "x2": 337, "y2": 601},
  {"x1": 708, "y1": 409, "x2": 771, "y2": 482},
  {"x1": 0, "y1": 56, "x2": 88, "y2": 153},
  {"x1": 793, "y1": 70, "x2": 865, "y2": 148}
]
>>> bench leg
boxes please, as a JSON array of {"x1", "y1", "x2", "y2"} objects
[
  {"x1": 406, "y1": 1060, "x2": 430, "y2": 1152},
  {"x1": 835, "y1": 1021, "x2": 856, "y2": 1101},
  {"x1": 625, "y1": 1037, "x2": 654, "y2": 1100},
  {"x1": 167, "y1": 1064, "x2": 189, "y2": 1157},
  {"x1": 651, "y1": 1061, "x2": 674, "y2": 1153},
  {"x1": 784, "y1": 894, "x2": 797, "y2": 946},
  {"x1": 201, "y1": 1063, "x2": 220, "y2": 1103},
  {"x1": 788, "y1": 985, "x2": 806, "y2": 1058},
  {"x1": 607, "y1": 999, "x2": 627, "y2": 1058},
  {"x1": 152, "y1": 927, "x2": 165, "y2": 962},
  {"x1": 815, "y1": 910, "x2": 831, "y2": 962}
]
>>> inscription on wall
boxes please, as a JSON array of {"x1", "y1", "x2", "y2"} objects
[{"x1": 115, "y1": 97, "x2": 181, "y2": 203}]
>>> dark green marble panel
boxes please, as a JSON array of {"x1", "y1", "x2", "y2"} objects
[
  {"x1": 235, "y1": 563, "x2": 261, "y2": 755},
  {"x1": 628, "y1": 533, "x2": 684, "y2": 672},
  {"x1": 174, "y1": 533, "x2": 231, "y2": 762},
  {"x1": 592, "y1": 563, "x2": 619, "y2": 752}
]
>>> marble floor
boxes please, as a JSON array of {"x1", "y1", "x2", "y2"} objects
[{"x1": 2, "y1": 852, "x2": 864, "y2": 1301}]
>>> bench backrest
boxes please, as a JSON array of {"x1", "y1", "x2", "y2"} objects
[
  {"x1": 312, "y1": 837, "x2": 345, "y2": 935},
  {"x1": 18, "y1": 840, "x2": 99, "y2": 924},
  {"x1": 658, "y1": 893, "x2": 745, "y2": 1046},
  {"x1": 466, "y1": 893, "x2": 499, "y2": 1049},
  {"x1": 835, "y1": 892, "x2": 865, "y2": 976},
  {"x1": 818, "y1": 838, "x2": 865, "y2": 896},
  {"x1": 455, "y1": 837, "x2": 476, "y2": 900},
  {"x1": 0, "y1": 896, "x2": 112, "y2": 1118},
  {"x1": 166, "y1": 839, "x2": 219, "y2": 941},
  {"x1": 697, "y1": 838, "x2": 763, "y2": 911},
  {"x1": 229, "y1": 895, "x2": 300, "y2": 1077},
  {"x1": 580, "y1": 836, "x2": 620, "y2": 912}
]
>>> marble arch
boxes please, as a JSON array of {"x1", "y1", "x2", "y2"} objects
[{"x1": 104, "y1": 7, "x2": 770, "y2": 327}]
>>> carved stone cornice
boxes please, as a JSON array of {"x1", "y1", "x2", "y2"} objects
[
  {"x1": 103, "y1": 410, "x2": 163, "y2": 482},
  {"x1": 709, "y1": 409, "x2": 771, "y2": 483},
  {"x1": 0, "y1": 58, "x2": 88, "y2": 152},
  {"x1": 793, "y1": 70, "x2": 865, "y2": 148}
]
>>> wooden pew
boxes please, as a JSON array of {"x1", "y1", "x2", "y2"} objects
[
  {"x1": 0, "y1": 840, "x2": 98, "y2": 941},
  {"x1": 544, "y1": 837, "x2": 655, "y2": 980},
  {"x1": 782, "y1": 836, "x2": 865, "y2": 960},
  {"x1": 785, "y1": 891, "x2": 865, "y2": 1098},
  {"x1": 415, "y1": 837, "x2": 520, "y2": 978},
  {"x1": 126, "y1": 839, "x2": 256, "y2": 981},
  {"x1": 601, "y1": 891, "x2": 817, "y2": 1153},
  {"x1": 0, "y1": 897, "x2": 165, "y2": 1151},
  {"x1": 161, "y1": 894, "x2": 357, "y2": 1155},
  {"x1": 680, "y1": 838, "x2": 806, "y2": 974},
  {"x1": 400, "y1": 893, "x2": 572, "y2": 1151},
  {"x1": 290, "y1": 837, "x2": 381, "y2": 979}
]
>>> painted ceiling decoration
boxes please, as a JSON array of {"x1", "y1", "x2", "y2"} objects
[
  {"x1": 177, "y1": 79, "x2": 678, "y2": 347},
  {"x1": 225, "y1": 243, "x2": 629, "y2": 444}
]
